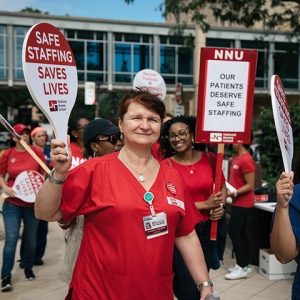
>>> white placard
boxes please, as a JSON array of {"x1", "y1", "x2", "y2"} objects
[
  {"x1": 133, "y1": 69, "x2": 166, "y2": 101},
  {"x1": 2, "y1": 170, "x2": 45, "y2": 203},
  {"x1": 271, "y1": 75, "x2": 293, "y2": 173},
  {"x1": 174, "y1": 104, "x2": 185, "y2": 116},
  {"x1": 204, "y1": 60, "x2": 249, "y2": 132},
  {"x1": 85, "y1": 81, "x2": 96, "y2": 105}
]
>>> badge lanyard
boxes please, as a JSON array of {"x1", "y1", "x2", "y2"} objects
[{"x1": 143, "y1": 192, "x2": 156, "y2": 217}]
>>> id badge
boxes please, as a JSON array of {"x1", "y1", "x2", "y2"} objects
[{"x1": 142, "y1": 212, "x2": 168, "y2": 239}]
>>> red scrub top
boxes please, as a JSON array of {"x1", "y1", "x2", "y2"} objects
[
  {"x1": 229, "y1": 152, "x2": 255, "y2": 208},
  {"x1": 60, "y1": 152, "x2": 202, "y2": 300},
  {"x1": 0, "y1": 146, "x2": 46, "y2": 207},
  {"x1": 162, "y1": 151, "x2": 226, "y2": 221}
]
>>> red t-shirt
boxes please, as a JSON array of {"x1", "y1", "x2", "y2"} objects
[
  {"x1": 229, "y1": 152, "x2": 255, "y2": 208},
  {"x1": 0, "y1": 146, "x2": 46, "y2": 207},
  {"x1": 162, "y1": 152, "x2": 226, "y2": 220},
  {"x1": 60, "y1": 152, "x2": 201, "y2": 300},
  {"x1": 69, "y1": 142, "x2": 86, "y2": 170}
]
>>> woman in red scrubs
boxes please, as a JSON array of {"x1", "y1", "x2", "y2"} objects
[{"x1": 35, "y1": 89, "x2": 214, "y2": 300}]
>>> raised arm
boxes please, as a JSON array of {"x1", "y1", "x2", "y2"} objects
[
  {"x1": 35, "y1": 137, "x2": 71, "y2": 222},
  {"x1": 175, "y1": 230, "x2": 213, "y2": 300},
  {"x1": 270, "y1": 172, "x2": 299, "y2": 263}
]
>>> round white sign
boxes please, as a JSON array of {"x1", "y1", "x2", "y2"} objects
[
  {"x1": 22, "y1": 23, "x2": 78, "y2": 154},
  {"x1": 133, "y1": 69, "x2": 166, "y2": 101}
]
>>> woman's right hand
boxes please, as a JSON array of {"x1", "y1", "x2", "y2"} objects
[
  {"x1": 276, "y1": 171, "x2": 294, "y2": 209},
  {"x1": 50, "y1": 137, "x2": 72, "y2": 177},
  {"x1": 3, "y1": 187, "x2": 16, "y2": 198},
  {"x1": 205, "y1": 192, "x2": 223, "y2": 210}
]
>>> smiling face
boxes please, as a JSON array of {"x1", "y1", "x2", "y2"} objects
[
  {"x1": 168, "y1": 122, "x2": 193, "y2": 153},
  {"x1": 119, "y1": 102, "x2": 161, "y2": 148}
]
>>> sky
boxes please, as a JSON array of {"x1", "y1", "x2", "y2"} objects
[{"x1": 0, "y1": 0, "x2": 165, "y2": 23}]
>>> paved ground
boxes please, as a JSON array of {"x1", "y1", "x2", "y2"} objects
[{"x1": 0, "y1": 202, "x2": 293, "y2": 300}]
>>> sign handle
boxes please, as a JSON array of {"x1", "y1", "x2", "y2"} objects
[
  {"x1": 210, "y1": 143, "x2": 224, "y2": 240},
  {"x1": 0, "y1": 114, "x2": 50, "y2": 174}
]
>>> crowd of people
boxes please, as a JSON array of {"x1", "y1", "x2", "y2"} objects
[{"x1": 2, "y1": 88, "x2": 297, "y2": 299}]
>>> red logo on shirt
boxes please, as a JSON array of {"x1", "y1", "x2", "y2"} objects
[{"x1": 166, "y1": 182, "x2": 176, "y2": 195}]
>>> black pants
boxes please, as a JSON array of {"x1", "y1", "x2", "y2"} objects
[
  {"x1": 173, "y1": 220, "x2": 217, "y2": 300},
  {"x1": 228, "y1": 206, "x2": 251, "y2": 268}
]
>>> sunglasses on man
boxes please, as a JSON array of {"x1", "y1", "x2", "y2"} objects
[{"x1": 93, "y1": 133, "x2": 122, "y2": 145}]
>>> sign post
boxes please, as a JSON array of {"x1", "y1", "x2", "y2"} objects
[
  {"x1": 175, "y1": 82, "x2": 182, "y2": 104},
  {"x1": 22, "y1": 23, "x2": 78, "y2": 155},
  {"x1": 270, "y1": 75, "x2": 293, "y2": 174},
  {"x1": 196, "y1": 47, "x2": 258, "y2": 240}
]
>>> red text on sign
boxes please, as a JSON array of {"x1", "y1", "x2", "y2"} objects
[
  {"x1": 43, "y1": 83, "x2": 68, "y2": 95},
  {"x1": 38, "y1": 66, "x2": 67, "y2": 80}
]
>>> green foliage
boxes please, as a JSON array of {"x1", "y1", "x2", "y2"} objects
[
  {"x1": 253, "y1": 103, "x2": 300, "y2": 187},
  {"x1": 20, "y1": 7, "x2": 49, "y2": 14},
  {"x1": 125, "y1": 0, "x2": 300, "y2": 38}
]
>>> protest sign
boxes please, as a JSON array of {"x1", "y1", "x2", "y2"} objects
[
  {"x1": 196, "y1": 47, "x2": 258, "y2": 240},
  {"x1": 22, "y1": 23, "x2": 77, "y2": 155},
  {"x1": 2, "y1": 170, "x2": 44, "y2": 203},
  {"x1": 133, "y1": 69, "x2": 166, "y2": 101},
  {"x1": 271, "y1": 75, "x2": 293, "y2": 174}
]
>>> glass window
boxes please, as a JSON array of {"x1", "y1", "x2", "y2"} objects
[
  {"x1": 178, "y1": 47, "x2": 193, "y2": 75},
  {"x1": 0, "y1": 36, "x2": 4, "y2": 67},
  {"x1": 87, "y1": 73, "x2": 104, "y2": 82},
  {"x1": 206, "y1": 38, "x2": 234, "y2": 48},
  {"x1": 16, "y1": 37, "x2": 24, "y2": 68},
  {"x1": 160, "y1": 46, "x2": 175, "y2": 74},
  {"x1": 87, "y1": 42, "x2": 103, "y2": 71},
  {"x1": 115, "y1": 44, "x2": 131, "y2": 72},
  {"x1": 169, "y1": 36, "x2": 183, "y2": 45},
  {"x1": 124, "y1": 34, "x2": 140, "y2": 43},
  {"x1": 115, "y1": 33, "x2": 122, "y2": 41},
  {"x1": 133, "y1": 45, "x2": 152, "y2": 72},
  {"x1": 142, "y1": 35, "x2": 150, "y2": 43},
  {"x1": 15, "y1": 26, "x2": 29, "y2": 36},
  {"x1": 160, "y1": 36, "x2": 167, "y2": 44},
  {"x1": 67, "y1": 30, "x2": 75, "y2": 39},
  {"x1": 96, "y1": 32, "x2": 106, "y2": 40},
  {"x1": 77, "y1": 30, "x2": 94, "y2": 40},
  {"x1": 241, "y1": 40, "x2": 266, "y2": 50},
  {"x1": 0, "y1": 25, "x2": 4, "y2": 34},
  {"x1": 68, "y1": 41, "x2": 85, "y2": 70}
]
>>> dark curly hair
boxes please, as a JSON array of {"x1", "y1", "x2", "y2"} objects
[{"x1": 158, "y1": 115, "x2": 206, "y2": 159}]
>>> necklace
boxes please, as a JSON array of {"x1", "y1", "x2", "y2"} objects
[
  {"x1": 120, "y1": 149, "x2": 154, "y2": 182},
  {"x1": 185, "y1": 164, "x2": 194, "y2": 174}
]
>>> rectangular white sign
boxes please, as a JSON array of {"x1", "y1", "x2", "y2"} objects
[
  {"x1": 85, "y1": 81, "x2": 96, "y2": 105},
  {"x1": 203, "y1": 60, "x2": 249, "y2": 132}
]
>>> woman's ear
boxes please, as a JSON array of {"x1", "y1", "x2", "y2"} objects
[
  {"x1": 90, "y1": 143, "x2": 98, "y2": 152},
  {"x1": 118, "y1": 117, "x2": 123, "y2": 133}
]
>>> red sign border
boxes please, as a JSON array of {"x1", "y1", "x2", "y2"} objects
[{"x1": 195, "y1": 47, "x2": 258, "y2": 144}]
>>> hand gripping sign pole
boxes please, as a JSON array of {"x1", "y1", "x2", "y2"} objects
[
  {"x1": 22, "y1": 23, "x2": 78, "y2": 157},
  {"x1": 270, "y1": 75, "x2": 293, "y2": 181},
  {"x1": 0, "y1": 114, "x2": 50, "y2": 174}
]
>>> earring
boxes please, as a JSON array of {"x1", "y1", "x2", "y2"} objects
[
  {"x1": 192, "y1": 138, "x2": 195, "y2": 149},
  {"x1": 74, "y1": 135, "x2": 78, "y2": 138},
  {"x1": 93, "y1": 151, "x2": 98, "y2": 158},
  {"x1": 170, "y1": 146, "x2": 176, "y2": 154}
]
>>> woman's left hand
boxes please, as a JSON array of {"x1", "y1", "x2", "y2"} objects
[{"x1": 210, "y1": 205, "x2": 224, "y2": 220}]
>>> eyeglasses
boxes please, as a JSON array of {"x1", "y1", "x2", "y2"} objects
[
  {"x1": 76, "y1": 126, "x2": 86, "y2": 131},
  {"x1": 94, "y1": 133, "x2": 122, "y2": 145},
  {"x1": 168, "y1": 131, "x2": 190, "y2": 141}
]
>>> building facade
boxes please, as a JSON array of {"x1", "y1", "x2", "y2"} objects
[{"x1": 0, "y1": 10, "x2": 299, "y2": 121}]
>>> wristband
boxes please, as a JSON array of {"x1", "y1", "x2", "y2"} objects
[
  {"x1": 48, "y1": 168, "x2": 67, "y2": 185},
  {"x1": 233, "y1": 190, "x2": 238, "y2": 197},
  {"x1": 197, "y1": 280, "x2": 213, "y2": 291}
]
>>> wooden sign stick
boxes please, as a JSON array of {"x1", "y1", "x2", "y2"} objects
[{"x1": 0, "y1": 115, "x2": 50, "y2": 174}]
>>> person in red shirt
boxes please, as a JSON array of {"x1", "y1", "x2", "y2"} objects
[
  {"x1": 159, "y1": 115, "x2": 226, "y2": 300},
  {"x1": 225, "y1": 143, "x2": 255, "y2": 280},
  {"x1": 0, "y1": 124, "x2": 46, "y2": 291},
  {"x1": 35, "y1": 89, "x2": 214, "y2": 300}
]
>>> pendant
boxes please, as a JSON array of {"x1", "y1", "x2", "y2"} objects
[
  {"x1": 139, "y1": 175, "x2": 146, "y2": 182},
  {"x1": 190, "y1": 170, "x2": 194, "y2": 174}
]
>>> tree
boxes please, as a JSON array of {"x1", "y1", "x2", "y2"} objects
[
  {"x1": 20, "y1": 7, "x2": 49, "y2": 14},
  {"x1": 125, "y1": 0, "x2": 300, "y2": 37},
  {"x1": 253, "y1": 102, "x2": 300, "y2": 187}
]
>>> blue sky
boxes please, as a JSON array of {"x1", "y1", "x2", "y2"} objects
[{"x1": 0, "y1": 0, "x2": 165, "y2": 22}]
